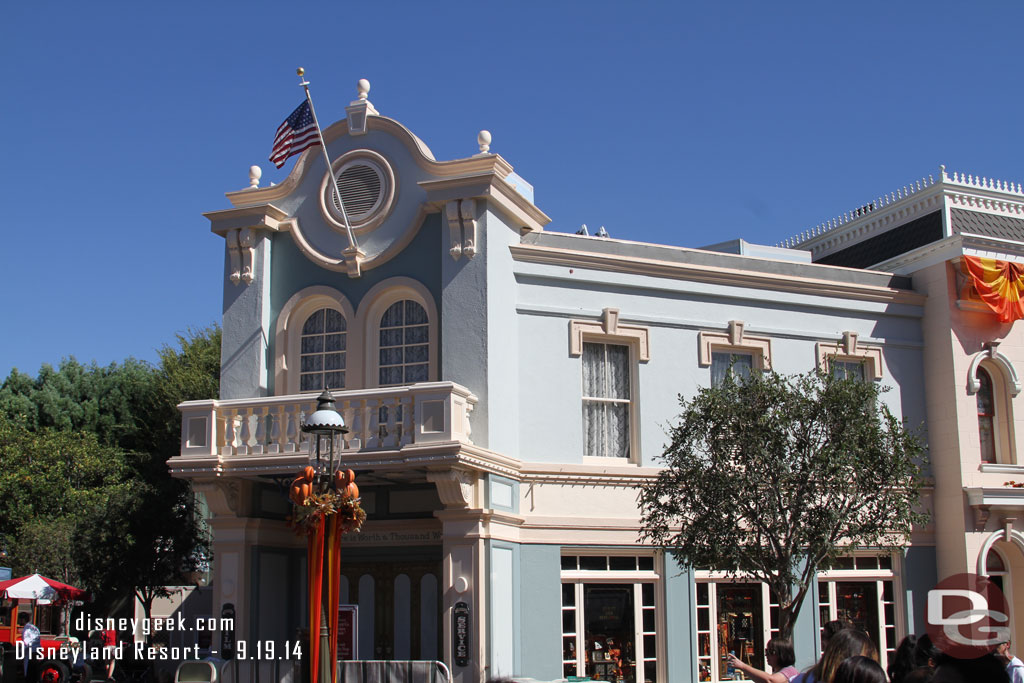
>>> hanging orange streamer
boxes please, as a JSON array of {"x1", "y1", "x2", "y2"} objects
[
  {"x1": 307, "y1": 519, "x2": 326, "y2": 683},
  {"x1": 328, "y1": 514, "x2": 343, "y2": 683},
  {"x1": 963, "y1": 255, "x2": 1024, "y2": 323}
]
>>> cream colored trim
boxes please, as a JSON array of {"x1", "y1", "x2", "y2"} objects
[
  {"x1": 274, "y1": 286, "x2": 358, "y2": 395},
  {"x1": 226, "y1": 116, "x2": 516, "y2": 208},
  {"x1": 697, "y1": 320, "x2": 773, "y2": 370},
  {"x1": 420, "y1": 173, "x2": 550, "y2": 232},
  {"x1": 815, "y1": 332, "x2": 884, "y2": 380},
  {"x1": 204, "y1": 204, "x2": 288, "y2": 236},
  {"x1": 278, "y1": 206, "x2": 429, "y2": 275},
  {"x1": 967, "y1": 345, "x2": 1022, "y2": 396},
  {"x1": 511, "y1": 243, "x2": 925, "y2": 306},
  {"x1": 569, "y1": 308, "x2": 650, "y2": 361},
  {"x1": 358, "y1": 277, "x2": 438, "y2": 388}
]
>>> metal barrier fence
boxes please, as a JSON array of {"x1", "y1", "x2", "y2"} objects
[{"x1": 176, "y1": 659, "x2": 452, "y2": 683}]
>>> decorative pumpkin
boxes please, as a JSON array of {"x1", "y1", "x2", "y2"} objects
[
  {"x1": 303, "y1": 465, "x2": 316, "y2": 482},
  {"x1": 343, "y1": 482, "x2": 359, "y2": 500}
]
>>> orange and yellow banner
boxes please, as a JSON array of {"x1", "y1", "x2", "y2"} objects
[{"x1": 963, "y1": 255, "x2": 1024, "y2": 323}]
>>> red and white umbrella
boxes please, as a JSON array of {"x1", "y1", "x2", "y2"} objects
[{"x1": 0, "y1": 574, "x2": 88, "y2": 604}]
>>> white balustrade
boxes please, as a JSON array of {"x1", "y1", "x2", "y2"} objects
[{"x1": 177, "y1": 382, "x2": 477, "y2": 460}]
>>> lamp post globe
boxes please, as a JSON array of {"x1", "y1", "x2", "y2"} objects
[{"x1": 301, "y1": 388, "x2": 350, "y2": 489}]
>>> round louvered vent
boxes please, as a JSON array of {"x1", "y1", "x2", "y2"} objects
[
  {"x1": 333, "y1": 163, "x2": 382, "y2": 220},
  {"x1": 320, "y1": 150, "x2": 396, "y2": 233}
]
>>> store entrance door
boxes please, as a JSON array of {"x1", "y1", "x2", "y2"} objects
[{"x1": 339, "y1": 559, "x2": 442, "y2": 661}]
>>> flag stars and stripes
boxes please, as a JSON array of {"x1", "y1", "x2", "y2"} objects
[{"x1": 269, "y1": 100, "x2": 320, "y2": 168}]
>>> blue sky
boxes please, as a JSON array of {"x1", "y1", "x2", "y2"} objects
[{"x1": 2, "y1": 2, "x2": 1022, "y2": 379}]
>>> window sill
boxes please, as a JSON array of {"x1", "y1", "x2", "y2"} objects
[
  {"x1": 582, "y1": 456, "x2": 640, "y2": 467},
  {"x1": 980, "y1": 463, "x2": 1024, "y2": 474}
]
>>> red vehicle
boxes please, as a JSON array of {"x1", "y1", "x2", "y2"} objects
[{"x1": 0, "y1": 574, "x2": 92, "y2": 683}]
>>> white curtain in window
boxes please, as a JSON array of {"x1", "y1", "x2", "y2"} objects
[
  {"x1": 711, "y1": 352, "x2": 752, "y2": 387},
  {"x1": 583, "y1": 343, "x2": 630, "y2": 458}
]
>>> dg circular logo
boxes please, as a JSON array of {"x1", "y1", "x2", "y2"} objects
[{"x1": 925, "y1": 573, "x2": 1010, "y2": 659}]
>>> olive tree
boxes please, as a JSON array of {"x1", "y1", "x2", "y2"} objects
[{"x1": 638, "y1": 370, "x2": 927, "y2": 638}]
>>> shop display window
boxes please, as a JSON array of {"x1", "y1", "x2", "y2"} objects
[
  {"x1": 696, "y1": 581, "x2": 769, "y2": 682},
  {"x1": 561, "y1": 554, "x2": 660, "y2": 682},
  {"x1": 817, "y1": 553, "x2": 901, "y2": 665}
]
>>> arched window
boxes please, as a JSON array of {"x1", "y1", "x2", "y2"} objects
[
  {"x1": 977, "y1": 367, "x2": 997, "y2": 464},
  {"x1": 300, "y1": 308, "x2": 347, "y2": 391},
  {"x1": 378, "y1": 300, "x2": 429, "y2": 386}
]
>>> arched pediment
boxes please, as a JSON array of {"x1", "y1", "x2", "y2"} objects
[{"x1": 967, "y1": 344, "x2": 1022, "y2": 396}]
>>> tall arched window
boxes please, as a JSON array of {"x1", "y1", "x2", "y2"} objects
[
  {"x1": 300, "y1": 308, "x2": 347, "y2": 391},
  {"x1": 977, "y1": 366, "x2": 997, "y2": 463},
  {"x1": 378, "y1": 300, "x2": 429, "y2": 386}
]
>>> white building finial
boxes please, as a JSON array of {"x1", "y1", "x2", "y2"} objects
[
  {"x1": 249, "y1": 165, "x2": 262, "y2": 189},
  {"x1": 346, "y1": 78, "x2": 378, "y2": 135},
  {"x1": 478, "y1": 130, "x2": 492, "y2": 154}
]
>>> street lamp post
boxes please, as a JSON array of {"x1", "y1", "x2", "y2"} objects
[{"x1": 300, "y1": 389, "x2": 350, "y2": 683}]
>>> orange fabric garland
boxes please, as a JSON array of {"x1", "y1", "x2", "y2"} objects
[{"x1": 962, "y1": 255, "x2": 1024, "y2": 323}]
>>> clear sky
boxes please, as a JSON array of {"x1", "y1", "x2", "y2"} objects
[{"x1": 2, "y1": 2, "x2": 1022, "y2": 379}]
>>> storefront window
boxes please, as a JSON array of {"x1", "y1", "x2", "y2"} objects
[
  {"x1": 696, "y1": 581, "x2": 769, "y2": 682},
  {"x1": 561, "y1": 554, "x2": 660, "y2": 682},
  {"x1": 817, "y1": 554, "x2": 900, "y2": 665}
]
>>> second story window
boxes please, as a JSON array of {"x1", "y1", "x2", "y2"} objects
[
  {"x1": 582, "y1": 342, "x2": 631, "y2": 459},
  {"x1": 300, "y1": 308, "x2": 347, "y2": 391},
  {"x1": 711, "y1": 351, "x2": 753, "y2": 386},
  {"x1": 379, "y1": 300, "x2": 429, "y2": 386},
  {"x1": 830, "y1": 359, "x2": 866, "y2": 382},
  {"x1": 977, "y1": 366, "x2": 997, "y2": 463}
]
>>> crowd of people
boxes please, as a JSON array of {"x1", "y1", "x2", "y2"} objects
[{"x1": 727, "y1": 619, "x2": 1024, "y2": 683}]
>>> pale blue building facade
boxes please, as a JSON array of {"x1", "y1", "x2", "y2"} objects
[{"x1": 171, "y1": 82, "x2": 944, "y2": 683}]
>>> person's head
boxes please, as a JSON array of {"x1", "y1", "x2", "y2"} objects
[
  {"x1": 822, "y1": 619, "x2": 856, "y2": 650},
  {"x1": 765, "y1": 636, "x2": 796, "y2": 670},
  {"x1": 17, "y1": 613, "x2": 29, "y2": 626},
  {"x1": 996, "y1": 639, "x2": 1013, "y2": 663},
  {"x1": 931, "y1": 651, "x2": 1009, "y2": 683},
  {"x1": 834, "y1": 655, "x2": 888, "y2": 683},
  {"x1": 889, "y1": 634, "x2": 920, "y2": 683},
  {"x1": 913, "y1": 633, "x2": 942, "y2": 669},
  {"x1": 902, "y1": 667, "x2": 935, "y2": 683},
  {"x1": 813, "y1": 629, "x2": 878, "y2": 683}
]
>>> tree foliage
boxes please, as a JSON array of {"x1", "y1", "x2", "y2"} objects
[
  {"x1": 638, "y1": 369, "x2": 928, "y2": 637},
  {"x1": 0, "y1": 325, "x2": 220, "y2": 617}
]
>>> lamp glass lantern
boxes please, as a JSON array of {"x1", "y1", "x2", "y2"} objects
[{"x1": 301, "y1": 389, "x2": 350, "y2": 483}]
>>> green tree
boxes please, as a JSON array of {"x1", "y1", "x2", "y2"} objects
[
  {"x1": 638, "y1": 370, "x2": 928, "y2": 638},
  {"x1": 0, "y1": 325, "x2": 220, "y2": 622}
]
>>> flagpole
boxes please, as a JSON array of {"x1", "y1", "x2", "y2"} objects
[{"x1": 297, "y1": 68, "x2": 359, "y2": 251}]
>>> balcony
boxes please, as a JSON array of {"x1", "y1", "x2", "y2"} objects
[{"x1": 172, "y1": 382, "x2": 477, "y2": 475}]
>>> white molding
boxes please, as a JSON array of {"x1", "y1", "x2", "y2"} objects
[
  {"x1": 509, "y1": 244, "x2": 925, "y2": 306},
  {"x1": 697, "y1": 320, "x2": 773, "y2": 370},
  {"x1": 274, "y1": 286, "x2": 358, "y2": 395},
  {"x1": 815, "y1": 332, "x2": 884, "y2": 380},
  {"x1": 358, "y1": 277, "x2": 438, "y2": 389},
  {"x1": 967, "y1": 345, "x2": 1022, "y2": 396},
  {"x1": 446, "y1": 199, "x2": 478, "y2": 260}
]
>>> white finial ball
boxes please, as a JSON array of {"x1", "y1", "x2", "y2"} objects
[
  {"x1": 357, "y1": 79, "x2": 370, "y2": 100},
  {"x1": 478, "y1": 130, "x2": 492, "y2": 153},
  {"x1": 249, "y1": 165, "x2": 262, "y2": 188}
]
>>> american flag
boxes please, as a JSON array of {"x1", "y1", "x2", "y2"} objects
[{"x1": 269, "y1": 100, "x2": 319, "y2": 168}]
